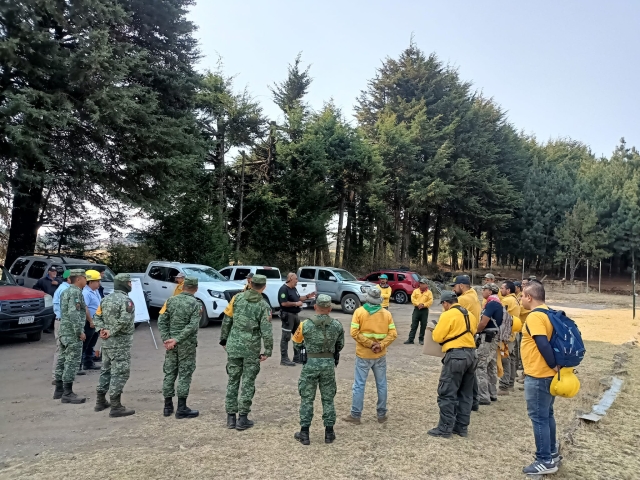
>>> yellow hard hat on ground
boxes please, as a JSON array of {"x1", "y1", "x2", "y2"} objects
[
  {"x1": 551, "y1": 367, "x2": 580, "y2": 398},
  {"x1": 85, "y1": 270, "x2": 101, "y2": 282}
]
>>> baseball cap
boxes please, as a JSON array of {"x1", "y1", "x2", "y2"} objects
[
  {"x1": 316, "y1": 294, "x2": 332, "y2": 308},
  {"x1": 251, "y1": 274, "x2": 266, "y2": 286},
  {"x1": 450, "y1": 275, "x2": 470, "y2": 286},
  {"x1": 440, "y1": 291, "x2": 458, "y2": 304},
  {"x1": 379, "y1": 274, "x2": 388, "y2": 280},
  {"x1": 62, "y1": 270, "x2": 71, "y2": 279}
]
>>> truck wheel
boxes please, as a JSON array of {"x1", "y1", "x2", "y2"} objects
[
  {"x1": 198, "y1": 300, "x2": 209, "y2": 328},
  {"x1": 26, "y1": 330, "x2": 42, "y2": 342},
  {"x1": 341, "y1": 294, "x2": 360, "y2": 314},
  {"x1": 394, "y1": 290, "x2": 408, "y2": 304}
]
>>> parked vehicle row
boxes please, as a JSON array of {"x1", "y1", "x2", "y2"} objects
[{"x1": 297, "y1": 266, "x2": 375, "y2": 314}]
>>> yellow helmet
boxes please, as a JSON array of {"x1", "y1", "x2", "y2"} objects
[
  {"x1": 85, "y1": 270, "x2": 101, "y2": 282},
  {"x1": 550, "y1": 367, "x2": 581, "y2": 398},
  {"x1": 511, "y1": 316, "x2": 522, "y2": 333}
]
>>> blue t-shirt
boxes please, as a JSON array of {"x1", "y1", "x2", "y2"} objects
[{"x1": 482, "y1": 301, "x2": 503, "y2": 329}]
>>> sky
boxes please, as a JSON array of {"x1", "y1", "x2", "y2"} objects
[{"x1": 189, "y1": 0, "x2": 640, "y2": 158}]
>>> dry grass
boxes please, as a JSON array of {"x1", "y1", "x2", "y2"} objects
[
  {"x1": 1, "y1": 308, "x2": 639, "y2": 480},
  {"x1": 547, "y1": 292, "x2": 635, "y2": 309}
]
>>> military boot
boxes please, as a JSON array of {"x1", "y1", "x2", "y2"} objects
[
  {"x1": 61, "y1": 382, "x2": 86, "y2": 404},
  {"x1": 227, "y1": 413, "x2": 237, "y2": 429},
  {"x1": 163, "y1": 397, "x2": 174, "y2": 417},
  {"x1": 292, "y1": 351, "x2": 302, "y2": 364},
  {"x1": 109, "y1": 394, "x2": 135, "y2": 417},
  {"x1": 94, "y1": 391, "x2": 111, "y2": 412},
  {"x1": 280, "y1": 357, "x2": 295, "y2": 367},
  {"x1": 53, "y1": 380, "x2": 64, "y2": 400},
  {"x1": 294, "y1": 428, "x2": 310, "y2": 445},
  {"x1": 175, "y1": 397, "x2": 199, "y2": 419},
  {"x1": 325, "y1": 426, "x2": 336, "y2": 444},
  {"x1": 235, "y1": 414, "x2": 254, "y2": 430}
]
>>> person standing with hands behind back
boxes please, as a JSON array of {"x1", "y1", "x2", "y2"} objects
[
  {"x1": 158, "y1": 276, "x2": 202, "y2": 419},
  {"x1": 405, "y1": 278, "x2": 433, "y2": 345},
  {"x1": 278, "y1": 273, "x2": 316, "y2": 366},
  {"x1": 53, "y1": 269, "x2": 88, "y2": 404}
]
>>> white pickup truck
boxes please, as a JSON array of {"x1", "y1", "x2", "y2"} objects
[
  {"x1": 131, "y1": 261, "x2": 245, "y2": 327},
  {"x1": 218, "y1": 265, "x2": 317, "y2": 313}
]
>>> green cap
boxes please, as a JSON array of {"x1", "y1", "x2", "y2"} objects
[
  {"x1": 316, "y1": 294, "x2": 331, "y2": 308},
  {"x1": 183, "y1": 276, "x2": 198, "y2": 288},
  {"x1": 482, "y1": 282, "x2": 499, "y2": 294},
  {"x1": 440, "y1": 291, "x2": 458, "y2": 304},
  {"x1": 62, "y1": 270, "x2": 71, "y2": 279},
  {"x1": 69, "y1": 269, "x2": 86, "y2": 278},
  {"x1": 251, "y1": 274, "x2": 267, "y2": 286},
  {"x1": 379, "y1": 274, "x2": 388, "y2": 280},
  {"x1": 115, "y1": 273, "x2": 131, "y2": 282}
]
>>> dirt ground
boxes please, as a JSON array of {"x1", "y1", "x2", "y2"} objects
[{"x1": 0, "y1": 295, "x2": 638, "y2": 480}]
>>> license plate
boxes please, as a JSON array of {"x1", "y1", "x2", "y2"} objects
[{"x1": 18, "y1": 316, "x2": 35, "y2": 325}]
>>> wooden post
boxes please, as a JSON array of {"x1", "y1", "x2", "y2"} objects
[
  {"x1": 522, "y1": 258, "x2": 525, "y2": 281},
  {"x1": 564, "y1": 258, "x2": 568, "y2": 280},
  {"x1": 633, "y1": 249, "x2": 636, "y2": 320},
  {"x1": 586, "y1": 259, "x2": 589, "y2": 293},
  {"x1": 236, "y1": 151, "x2": 247, "y2": 259},
  {"x1": 599, "y1": 260, "x2": 602, "y2": 293}
]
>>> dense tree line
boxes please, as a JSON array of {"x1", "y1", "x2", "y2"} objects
[{"x1": 1, "y1": 4, "x2": 637, "y2": 280}]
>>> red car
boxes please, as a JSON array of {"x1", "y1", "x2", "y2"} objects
[
  {"x1": 359, "y1": 270, "x2": 421, "y2": 304},
  {"x1": 0, "y1": 264, "x2": 55, "y2": 341}
]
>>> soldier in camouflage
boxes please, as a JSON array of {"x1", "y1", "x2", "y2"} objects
[
  {"x1": 93, "y1": 273, "x2": 136, "y2": 417},
  {"x1": 53, "y1": 269, "x2": 88, "y2": 404},
  {"x1": 158, "y1": 276, "x2": 202, "y2": 419},
  {"x1": 220, "y1": 274, "x2": 273, "y2": 431},
  {"x1": 292, "y1": 294, "x2": 344, "y2": 445}
]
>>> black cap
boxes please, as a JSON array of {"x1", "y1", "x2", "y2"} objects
[
  {"x1": 449, "y1": 275, "x2": 470, "y2": 287},
  {"x1": 48, "y1": 266, "x2": 57, "y2": 272},
  {"x1": 246, "y1": 272, "x2": 254, "y2": 278},
  {"x1": 440, "y1": 291, "x2": 458, "y2": 304}
]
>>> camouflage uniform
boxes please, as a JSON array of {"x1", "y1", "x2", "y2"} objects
[
  {"x1": 158, "y1": 285, "x2": 201, "y2": 399},
  {"x1": 475, "y1": 334, "x2": 499, "y2": 403},
  {"x1": 220, "y1": 285, "x2": 273, "y2": 416},
  {"x1": 292, "y1": 300, "x2": 344, "y2": 427},
  {"x1": 55, "y1": 283, "x2": 87, "y2": 382},
  {"x1": 94, "y1": 274, "x2": 135, "y2": 398}
]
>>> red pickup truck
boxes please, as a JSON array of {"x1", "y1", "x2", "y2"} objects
[{"x1": 0, "y1": 264, "x2": 55, "y2": 341}]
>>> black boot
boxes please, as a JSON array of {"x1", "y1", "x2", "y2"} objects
[
  {"x1": 227, "y1": 413, "x2": 237, "y2": 429},
  {"x1": 109, "y1": 394, "x2": 135, "y2": 417},
  {"x1": 294, "y1": 427, "x2": 310, "y2": 445},
  {"x1": 94, "y1": 391, "x2": 111, "y2": 412},
  {"x1": 175, "y1": 397, "x2": 199, "y2": 419},
  {"x1": 292, "y1": 352, "x2": 302, "y2": 364},
  {"x1": 236, "y1": 414, "x2": 254, "y2": 430},
  {"x1": 61, "y1": 382, "x2": 86, "y2": 404},
  {"x1": 325, "y1": 426, "x2": 336, "y2": 444},
  {"x1": 280, "y1": 357, "x2": 295, "y2": 366},
  {"x1": 53, "y1": 380, "x2": 63, "y2": 400},
  {"x1": 163, "y1": 397, "x2": 174, "y2": 417}
]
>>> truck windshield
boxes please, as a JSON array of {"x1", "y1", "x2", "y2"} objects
[
  {"x1": 183, "y1": 266, "x2": 226, "y2": 282},
  {"x1": 333, "y1": 269, "x2": 357, "y2": 282},
  {"x1": 0, "y1": 266, "x2": 17, "y2": 286},
  {"x1": 256, "y1": 268, "x2": 281, "y2": 279}
]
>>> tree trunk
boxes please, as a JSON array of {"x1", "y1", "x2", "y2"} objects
[
  {"x1": 569, "y1": 256, "x2": 580, "y2": 282},
  {"x1": 422, "y1": 212, "x2": 431, "y2": 266},
  {"x1": 343, "y1": 200, "x2": 353, "y2": 268},
  {"x1": 322, "y1": 232, "x2": 331, "y2": 267},
  {"x1": 215, "y1": 120, "x2": 226, "y2": 231},
  {"x1": 401, "y1": 210, "x2": 410, "y2": 263},
  {"x1": 487, "y1": 232, "x2": 493, "y2": 268},
  {"x1": 431, "y1": 211, "x2": 441, "y2": 265},
  {"x1": 5, "y1": 171, "x2": 45, "y2": 267},
  {"x1": 334, "y1": 196, "x2": 345, "y2": 266}
]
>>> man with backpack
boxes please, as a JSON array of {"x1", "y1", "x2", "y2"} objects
[
  {"x1": 428, "y1": 291, "x2": 478, "y2": 438},
  {"x1": 475, "y1": 283, "x2": 502, "y2": 405},
  {"x1": 498, "y1": 281, "x2": 520, "y2": 395},
  {"x1": 519, "y1": 281, "x2": 560, "y2": 475}
]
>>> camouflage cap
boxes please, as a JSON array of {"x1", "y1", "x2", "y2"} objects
[
  {"x1": 316, "y1": 294, "x2": 332, "y2": 308},
  {"x1": 440, "y1": 291, "x2": 458, "y2": 304},
  {"x1": 484, "y1": 273, "x2": 495, "y2": 280},
  {"x1": 419, "y1": 277, "x2": 429, "y2": 284},
  {"x1": 115, "y1": 273, "x2": 131, "y2": 282},
  {"x1": 183, "y1": 276, "x2": 199, "y2": 288},
  {"x1": 482, "y1": 282, "x2": 499, "y2": 294},
  {"x1": 251, "y1": 274, "x2": 266, "y2": 286},
  {"x1": 68, "y1": 268, "x2": 86, "y2": 278}
]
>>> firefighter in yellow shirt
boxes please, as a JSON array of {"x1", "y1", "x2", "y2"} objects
[
  {"x1": 429, "y1": 291, "x2": 478, "y2": 438},
  {"x1": 498, "y1": 281, "x2": 520, "y2": 395},
  {"x1": 378, "y1": 274, "x2": 392, "y2": 309},
  {"x1": 404, "y1": 278, "x2": 433, "y2": 345},
  {"x1": 159, "y1": 272, "x2": 185, "y2": 314}
]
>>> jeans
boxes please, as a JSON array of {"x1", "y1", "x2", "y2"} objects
[
  {"x1": 524, "y1": 376, "x2": 557, "y2": 464},
  {"x1": 350, "y1": 356, "x2": 387, "y2": 418}
]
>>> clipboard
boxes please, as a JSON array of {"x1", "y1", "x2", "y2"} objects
[{"x1": 422, "y1": 329, "x2": 445, "y2": 358}]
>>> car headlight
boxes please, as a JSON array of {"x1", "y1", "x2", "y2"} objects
[
  {"x1": 208, "y1": 290, "x2": 225, "y2": 299},
  {"x1": 360, "y1": 286, "x2": 368, "y2": 293},
  {"x1": 44, "y1": 294, "x2": 53, "y2": 308}
]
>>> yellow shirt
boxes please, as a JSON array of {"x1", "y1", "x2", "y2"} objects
[
  {"x1": 432, "y1": 306, "x2": 478, "y2": 352},
  {"x1": 223, "y1": 294, "x2": 237, "y2": 317},
  {"x1": 497, "y1": 291, "x2": 504, "y2": 301},
  {"x1": 521, "y1": 304, "x2": 555, "y2": 378},
  {"x1": 379, "y1": 285, "x2": 392, "y2": 308},
  {"x1": 411, "y1": 288, "x2": 433, "y2": 309},
  {"x1": 159, "y1": 282, "x2": 184, "y2": 314},
  {"x1": 350, "y1": 307, "x2": 397, "y2": 359},
  {"x1": 501, "y1": 293, "x2": 520, "y2": 319},
  {"x1": 457, "y1": 288, "x2": 481, "y2": 324}
]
